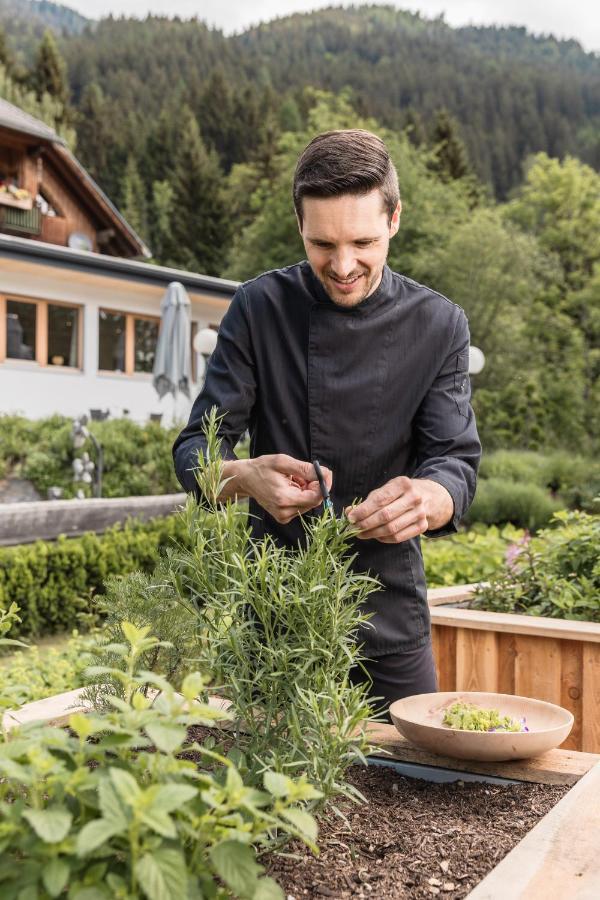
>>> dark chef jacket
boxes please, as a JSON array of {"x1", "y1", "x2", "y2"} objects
[{"x1": 173, "y1": 261, "x2": 481, "y2": 657}]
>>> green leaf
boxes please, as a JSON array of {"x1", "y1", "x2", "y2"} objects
[
  {"x1": 210, "y1": 841, "x2": 262, "y2": 898},
  {"x1": 145, "y1": 722, "x2": 187, "y2": 754},
  {"x1": 150, "y1": 783, "x2": 197, "y2": 814},
  {"x1": 263, "y1": 771, "x2": 289, "y2": 799},
  {"x1": 280, "y1": 808, "x2": 318, "y2": 843},
  {"x1": 121, "y1": 621, "x2": 152, "y2": 645},
  {"x1": 253, "y1": 878, "x2": 285, "y2": 900},
  {"x1": 42, "y1": 859, "x2": 70, "y2": 898},
  {"x1": 22, "y1": 807, "x2": 72, "y2": 843},
  {"x1": 135, "y1": 848, "x2": 188, "y2": 900},
  {"x1": 70, "y1": 888, "x2": 112, "y2": 900},
  {"x1": 98, "y1": 777, "x2": 127, "y2": 827},
  {"x1": 138, "y1": 809, "x2": 177, "y2": 839},
  {"x1": 109, "y1": 767, "x2": 141, "y2": 806},
  {"x1": 76, "y1": 818, "x2": 124, "y2": 856}
]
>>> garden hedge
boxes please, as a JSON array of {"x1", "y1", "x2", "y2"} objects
[
  {"x1": 0, "y1": 509, "x2": 523, "y2": 638},
  {"x1": 0, "y1": 515, "x2": 189, "y2": 637}
]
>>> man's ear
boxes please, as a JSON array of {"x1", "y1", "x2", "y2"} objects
[
  {"x1": 295, "y1": 211, "x2": 303, "y2": 236},
  {"x1": 389, "y1": 201, "x2": 402, "y2": 238}
]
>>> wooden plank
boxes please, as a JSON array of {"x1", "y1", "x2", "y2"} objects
[
  {"x1": 467, "y1": 763, "x2": 600, "y2": 899},
  {"x1": 432, "y1": 622, "x2": 456, "y2": 691},
  {"x1": 0, "y1": 493, "x2": 186, "y2": 545},
  {"x1": 560, "y1": 640, "x2": 583, "y2": 751},
  {"x1": 427, "y1": 583, "x2": 480, "y2": 606},
  {"x1": 497, "y1": 632, "x2": 516, "y2": 696},
  {"x1": 366, "y1": 722, "x2": 600, "y2": 786},
  {"x1": 514, "y1": 635, "x2": 562, "y2": 705},
  {"x1": 582, "y1": 643, "x2": 600, "y2": 753},
  {"x1": 430, "y1": 606, "x2": 600, "y2": 644},
  {"x1": 456, "y1": 627, "x2": 499, "y2": 692}
]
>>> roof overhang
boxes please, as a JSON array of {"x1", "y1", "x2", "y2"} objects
[{"x1": 0, "y1": 233, "x2": 238, "y2": 298}]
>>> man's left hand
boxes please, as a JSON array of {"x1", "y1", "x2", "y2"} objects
[{"x1": 345, "y1": 477, "x2": 454, "y2": 543}]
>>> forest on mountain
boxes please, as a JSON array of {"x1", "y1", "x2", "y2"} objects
[{"x1": 0, "y1": 3, "x2": 599, "y2": 456}]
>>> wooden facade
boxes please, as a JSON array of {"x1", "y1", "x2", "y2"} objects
[{"x1": 0, "y1": 99, "x2": 147, "y2": 258}]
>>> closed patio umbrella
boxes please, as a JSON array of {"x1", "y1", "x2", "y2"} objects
[{"x1": 153, "y1": 281, "x2": 192, "y2": 399}]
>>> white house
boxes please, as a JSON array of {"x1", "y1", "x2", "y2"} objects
[
  {"x1": 0, "y1": 234, "x2": 236, "y2": 423},
  {"x1": 0, "y1": 97, "x2": 237, "y2": 424}
]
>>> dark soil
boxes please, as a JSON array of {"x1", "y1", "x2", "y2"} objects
[{"x1": 264, "y1": 765, "x2": 569, "y2": 899}]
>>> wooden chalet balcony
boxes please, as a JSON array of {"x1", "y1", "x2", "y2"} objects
[{"x1": 0, "y1": 204, "x2": 41, "y2": 236}]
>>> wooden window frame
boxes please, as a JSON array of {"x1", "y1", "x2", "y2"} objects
[
  {"x1": 0, "y1": 293, "x2": 83, "y2": 370},
  {"x1": 98, "y1": 309, "x2": 160, "y2": 377}
]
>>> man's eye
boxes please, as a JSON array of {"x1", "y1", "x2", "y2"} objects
[{"x1": 355, "y1": 241, "x2": 374, "y2": 247}]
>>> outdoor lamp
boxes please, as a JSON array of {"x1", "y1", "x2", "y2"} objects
[
  {"x1": 193, "y1": 327, "x2": 218, "y2": 357},
  {"x1": 468, "y1": 346, "x2": 485, "y2": 375},
  {"x1": 194, "y1": 327, "x2": 219, "y2": 387}
]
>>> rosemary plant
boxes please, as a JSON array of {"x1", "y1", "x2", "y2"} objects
[{"x1": 169, "y1": 411, "x2": 379, "y2": 800}]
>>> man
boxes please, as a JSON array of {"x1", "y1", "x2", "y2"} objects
[{"x1": 173, "y1": 129, "x2": 481, "y2": 713}]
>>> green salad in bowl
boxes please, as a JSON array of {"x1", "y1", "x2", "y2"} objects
[{"x1": 443, "y1": 701, "x2": 529, "y2": 733}]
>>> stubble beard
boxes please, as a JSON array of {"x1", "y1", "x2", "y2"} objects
[{"x1": 316, "y1": 266, "x2": 384, "y2": 308}]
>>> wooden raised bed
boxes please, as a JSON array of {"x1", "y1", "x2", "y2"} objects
[
  {"x1": 428, "y1": 585, "x2": 600, "y2": 753},
  {"x1": 5, "y1": 688, "x2": 600, "y2": 899}
]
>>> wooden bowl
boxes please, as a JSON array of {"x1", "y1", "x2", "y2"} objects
[{"x1": 389, "y1": 691, "x2": 574, "y2": 762}]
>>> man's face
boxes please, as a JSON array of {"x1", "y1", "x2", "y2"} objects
[{"x1": 299, "y1": 189, "x2": 400, "y2": 308}]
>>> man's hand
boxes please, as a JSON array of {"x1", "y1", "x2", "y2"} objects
[
  {"x1": 221, "y1": 454, "x2": 333, "y2": 525},
  {"x1": 345, "y1": 477, "x2": 454, "y2": 543}
]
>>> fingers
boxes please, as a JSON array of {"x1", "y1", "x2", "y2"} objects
[
  {"x1": 271, "y1": 454, "x2": 333, "y2": 489},
  {"x1": 348, "y1": 491, "x2": 419, "y2": 534},
  {"x1": 346, "y1": 475, "x2": 412, "y2": 526},
  {"x1": 355, "y1": 508, "x2": 429, "y2": 542}
]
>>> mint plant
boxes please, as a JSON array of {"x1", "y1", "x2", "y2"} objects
[
  {"x1": 166, "y1": 410, "x2": 378, "y2": 800},
  {"x1": 0, "y1": 621, "x2": 320, "y2": 899}
]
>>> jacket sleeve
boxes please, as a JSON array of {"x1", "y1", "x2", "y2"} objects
[
  {"x1": 411, "y1": 307, "x2": 481, "y2": 538},
  {"x1": 172, "y1": 285, "x2": 256, "y2": 495}
]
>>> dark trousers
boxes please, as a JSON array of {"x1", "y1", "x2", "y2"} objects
[{"x1": 350, "y1": 640, "x2": 438, "y2": 722}]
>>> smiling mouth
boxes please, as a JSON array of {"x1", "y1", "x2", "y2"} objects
[{"x1": 329, "y1": 274, "x2": 363, "y2": 286}]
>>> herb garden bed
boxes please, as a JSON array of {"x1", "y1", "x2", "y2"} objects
[{"x1": 6, "y1": 688, "x2": 600, "y2": 900}]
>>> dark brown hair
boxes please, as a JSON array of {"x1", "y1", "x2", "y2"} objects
[{"x1": 293, "y1": 129, "x2": 400, "y2": 224}]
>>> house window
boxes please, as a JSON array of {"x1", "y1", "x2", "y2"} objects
[
  {"x1": 0, "y1": 296, "x2": 81, "y2": 367},
  {"x1": 98, "y1": 310, "x2": 126, "y2": 372},
  {"x1": 48, "y1": 304, "x2": 79, "y2": 367},
  {"x1": 98, "y1": 309, "x2": 160, "y2": 375},
  {"x1": 134, "y1": 317, "x2": 159, "y2": 373},
  {"x1": 6, "y1": 300, "x2": 36, "y2": 360}
]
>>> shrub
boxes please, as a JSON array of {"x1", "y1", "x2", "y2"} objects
[
  {"x1": 0, "y1": 414, "x2": 182, "y2": 498},
  {"x1": 472, "y1": 510, "x2": 600, "y2": 620},
  {"x1": 466, "y1": 478, "x2": 561, "y2": 531},
  {"x1": 0, "y1": 621, "x2": 319, "y2": 899},
  {"x1": 119, "y1": 412, "x2": 376, "y2": 801},
  {"x1": 478, "y1": 449, "x2": 600, "y2": 514},
  {"x1": 422, "y1": 523, "x2": 524, "y2": 586},
  {"x1": 0, "y1": 514, "x2": 190, "y2": 637},
  {"x1": 0, "y1": 628, "x2": 97, "y2": 709}
]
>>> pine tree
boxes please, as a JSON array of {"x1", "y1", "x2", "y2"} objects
[
  {"x1": 430, "y1": 108, "x2": 471, "y2": 181},
  {"x1": 164, "y1": 108, "x2": 230, "y2": 276},
  {"x1": 30, "y1": 30, "x2": 69, "y2": 107},
  {"x1": 120, "y1": 155, "x2": 148, "y2": 240}
]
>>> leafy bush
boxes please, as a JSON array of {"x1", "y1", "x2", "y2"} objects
[
  {"x1": 0, "y1": 414, "x2": 181, "y2": 498},
  {"x1": 0, "y1": 514, "x2": 190, "y2": 637},
  {"x1": 479, "y1": 449, "x2": 600, "y2": 513},
  {"x1": 0, "y1": 620, "x2": 319, "y2": 900},
  {"x1": 422, "y1": 523, "x2": 524, "y2": 586},
  {"x1": 472, "y1": 510, "x2": 600, "y2": 620},
  {"x1": 466, "y1": 478, "x2": 561, "y2": 531},
  {"x1": 0, "y1": 629, "x2": 97, "y2": 709}
]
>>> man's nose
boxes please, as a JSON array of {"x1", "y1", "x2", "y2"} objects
[{"x1": 331, "y1": 249, "x2": 357, "y2": 277}]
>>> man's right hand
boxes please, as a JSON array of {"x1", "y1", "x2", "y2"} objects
[{"x1": 221, "y1": 454, "x2": 333, "y2": 525}]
